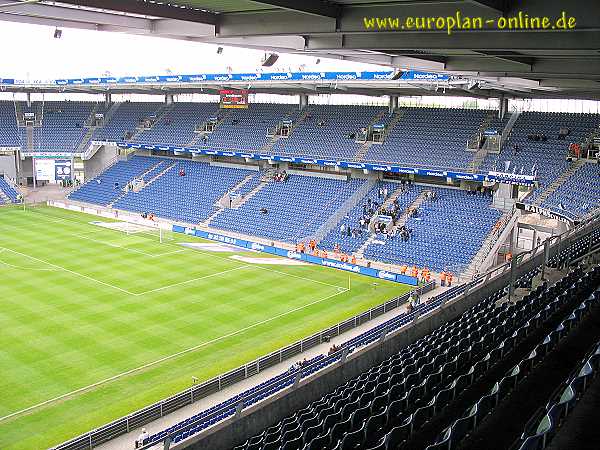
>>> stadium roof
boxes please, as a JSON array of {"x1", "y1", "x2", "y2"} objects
[{"x1": 1, "y1": 0, "x2": 599, "y2": 99}]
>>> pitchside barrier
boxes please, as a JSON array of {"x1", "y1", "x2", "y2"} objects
[
  {"x1": 172, "y1": 225, "x2": 418, "y2": 286},
  {"x1": 51, "y1": 282, "x2": 433, "y2": 450}
]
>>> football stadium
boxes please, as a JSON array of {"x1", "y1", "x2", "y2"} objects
[{"x1": 0, "y1": 1, "x2": 599, "y2": 450}]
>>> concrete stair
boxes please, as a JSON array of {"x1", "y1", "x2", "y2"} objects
[
  {"x1": 203, "y1": 175, "x2": 268, "y2": 225},
  {"x1": 233, "y1": 180, "x2": 267, "y2": 208},
  {"x1": 468, "y1": 147, "x2": 488, "y2": 173},
  {"x1": 142, "y1": 161, "x2": 177, "y2": 188},
  {"x1": 533, "y1": 159, "x2": 586, "y2": 206},
  {"x1": 500, "y1": 110, "x2": 522, "y2": 149},
  {"x1": 107, "y1": 160, "x2": 165, "y2": 207},
  {"x1": 214, "y1": 173, "x2": 256, "y2": 207},
  {"x1": 353, "y1": 110, "x2": 404, "y2": 161},
  {"x1": 467, "y1": 110, "x2": 495, "y2": 151},
  {"x1": 129, "y1": 103, "x2": 174, "y2": 142},
  {"x1": 76, "y1": 116, "x2": 98, "y2": 153},
  {"x1": 202, "y1": 207, "x2": 225, "y2": 225},
  {"x1": 26, "y1": 126, "x2": 34, "y2": 151},
  {"x1": 307, "y1": 178, "x2": 377, "y2": 245},
  {"x1": 463, "y1": 209, "x2": 515, "y2": 280},
  {"x1": 390, "y1": 190, "x2": 428, "y2": 232},
  {"x1": 354, "y1": 142, "x2": 373, "y2": 161},
  {"x1": 355, "y1": 184, "x2": 421, "y2": 257},
  {"x1": 259, "y1": 135, "x2": 281, "y2": 154}
]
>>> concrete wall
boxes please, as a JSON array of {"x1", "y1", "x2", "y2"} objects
[
  {"x1": 84, "y1": 145, "x2": 119, "y2": 180},
  {"x1": 20, "y1": 157, "x2": 33, "y2": 183},
  {"x1": 0, "y1": 154, "x2": 16, "y2": 179}
]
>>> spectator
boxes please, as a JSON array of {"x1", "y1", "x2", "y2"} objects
[{"x1": 135, "y1": 428, "x2": 149, "y2": 448}]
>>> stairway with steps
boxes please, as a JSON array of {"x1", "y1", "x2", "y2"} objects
[
  {"x1": 259, "y1": 135, "x2": 281, "y2": 154},
  {"x1": 390, "y1": 190, "x2": 428, "y2": 232},
  {"x1": 353, "y1": 142, "x2": 373, "y2": 161},
  {"x1": 203, "y1": 180, "x2": 268, "y2": 225},
  {"x1": 76, "y1": 106, "x2": 101, "y2": 153},
  {"x1": 129, "y1": 103, "x2": 175, "y2": 142},
  {"x1": 142, "y1": 161, "x2": 177, "y2": 188},
  {"x1": 26, "y1": 126, "x2": 34, "y2": 151},
  {"x1": 187, "y1": 133, "x2": 204, "y2": 146},
  {"x1": 355, "y1": 184, "x2": 423, "y2": 257},
  {"x1": 354, "y1": 110, "x2": 405, "y2": 161},
  {"x1": 533, "y1": 158, "x2": 586, "y2": 206},
  {"x1": 101, "y1": 102, "x2": 122, "y2": 128},
  {"x1": 500, "y1": 110, "x2": 521, "y2": 149},
  {"x1": 468, "y1": 147, "x2": 488, "y2": 173},
  {"x1": 462, "y1": 208, "x2": 515, "y2": 280},
  {"x1": 193, "y1": 110, "x2": 233, "y2": 145},
  {"x1": 263, "y1": 108, "x2": 312, "y2": 154},
  {"x1": 467, "y1": 109, "x2": 496, "y2": 150},
  {"x1": 380, "y1": 109, "x2": 405, "y2": 141},
  {"x1": 213, "y1": 173, "x2": 256, "y2": 207},
  {"x1": 230, "y1": 179, "x2": 268, "y2": 209},
  {"x1": 107, "y1": 160, "x2": 165, "y2": 207}
]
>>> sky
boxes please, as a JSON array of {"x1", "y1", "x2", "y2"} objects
[{"x1": 0, "y1": 21, "x2": 385, "y2": 80}]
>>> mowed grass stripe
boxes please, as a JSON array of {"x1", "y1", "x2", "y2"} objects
[{"x1": 0, "y1": 206, "x2": 411, "y2": 450}]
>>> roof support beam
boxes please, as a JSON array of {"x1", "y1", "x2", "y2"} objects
[
  {"x1": 248, "y1": 0, "x2": 341, "y2": 19},
  {"x1": 54, "y1": 0, "x2": 219, "y2": 25},
  {"x1": 467, "y1": 0, "x2": 511, "y2": 14}
]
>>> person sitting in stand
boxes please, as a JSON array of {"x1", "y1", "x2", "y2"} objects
[
  {"x1": 179, "y1": 168, "x2": 186, "y2": 177},
  {"x1": 351, "y1": 254, "x2": 357, "y2": 265},
  {"x1": 260, "y1": 207, "x2": 268, "y2": 214},
  {"x1": 135, "y1": 428, "x2": 149, "y2": 448}
]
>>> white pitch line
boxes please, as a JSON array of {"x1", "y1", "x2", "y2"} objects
[
  {"x1": 0, "y1": 247, "x2": 137, "y2": 296},
  {"x1": 22, "y1": 207, "x2": 347, "y2": 292},
  {"x1": 0, "y1": 287, "x2": 349, "y2": 423},
  {"x1": 76, "y1": 233, "x2": 156, "y2": 257},
  {"x1": 249, "y1": 264, "x2": 347, "y2": 290},
  {"x1": 133, "y1": 264, "x2": 251, "y2": 296}
]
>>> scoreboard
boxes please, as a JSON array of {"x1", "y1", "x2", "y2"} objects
[{"x1": 219, "y1": 89, "x2": 249, "y2": 109}]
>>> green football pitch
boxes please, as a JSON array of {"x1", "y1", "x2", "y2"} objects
[{"x1": 0, "y1": 205, "x2": 411, "y2": 450}]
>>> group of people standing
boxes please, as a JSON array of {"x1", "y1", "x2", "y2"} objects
[{"x1": 400, "y1": 265, "x2": 432, "y2": 284}]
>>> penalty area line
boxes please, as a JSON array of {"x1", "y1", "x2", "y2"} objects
[
  {"x1": 0, "y1": 287, "x2": 349, "y2": 423},
  {"x1": 132, "y1": 264, "x2": 251, "y2": 296},
  {"x1": 0, "y1": 246, "x2": 137, "y2": 296}
]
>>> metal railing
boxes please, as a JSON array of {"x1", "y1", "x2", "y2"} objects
[{"x1": 49, "y1": 279, "x2": 432, "y2": 450}]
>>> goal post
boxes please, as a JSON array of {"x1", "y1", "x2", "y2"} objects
[{"x1": 122, "y1": 221, "x2": 174, "y2": 244}]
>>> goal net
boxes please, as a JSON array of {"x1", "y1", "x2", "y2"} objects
[{"x1": 92, "y1": 220, "x2": 175, "y2": 243}]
